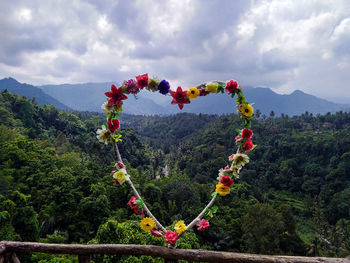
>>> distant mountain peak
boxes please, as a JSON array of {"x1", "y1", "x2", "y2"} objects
[
  {"x1": 0, "y1": 77, "x2": 70, "y2": 110},
  {"x1": 0, "y1": 77, "x2": 20, "y2": 86},
  {"x1": 291, "y1": 89, "x2": 305, "y2": 95}
]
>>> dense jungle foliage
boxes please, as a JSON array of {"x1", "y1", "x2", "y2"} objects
[{"x1": 0, "y1": 90, "x2": 349, "y2": 262}]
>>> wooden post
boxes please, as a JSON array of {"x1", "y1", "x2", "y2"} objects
[
  {"x1": 3, "y1": 253, "x2": 12, "y2": 263},
  {"x1": 0, "y1": 245, "x2": 5, "y2": 255},
  {"x1": 11, "y1": 253, "x2": 20, "y2": 263},
  {"x1": 78, "y1": 255, "x2": 91, "y2": 263}
]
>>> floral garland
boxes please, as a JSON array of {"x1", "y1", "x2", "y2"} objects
[{"x1": 96, "y1": 74, "x2": 256, "y2": 247}]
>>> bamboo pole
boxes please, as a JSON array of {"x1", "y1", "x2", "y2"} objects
[
  {"x1": 112, "y1": 141, "x2": 166, "y2": 233},
  {"x1": 1, "y1": 241, "x2": 349, "y2": 263}
]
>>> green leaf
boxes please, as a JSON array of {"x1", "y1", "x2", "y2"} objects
[
  {"x1": 217, "y1": 83, "x2": 225, "y2": 93},
  {"x1": 211, "y1": 192, "x2": 218, "y2": 198},
  {"x1": 136, "y1": 199, "x2": 144, "y2": 208},
  {"x1": 210, "y1": 205, "x2": 218, "y2": 214},
  {"x1": 114, "y1": 134, "x2": 123, "y2": 143}
]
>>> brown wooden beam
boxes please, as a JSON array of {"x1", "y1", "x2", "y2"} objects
[{"x1": 0, "y1": 241, "x2": 348, "y2": 263}]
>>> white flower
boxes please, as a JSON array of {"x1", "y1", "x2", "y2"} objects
[
  {"x1": 96, "y1": 125, "x2": 111, "y2": 145},
  {"x1": 217, "y1": 168, "x2": 225, "y2": 181},
  {"x1": 101, "y1": 101, "x2": 114, "y2": 115},
  {"x1": 230, "y1": 164, "x2": 241, "y2": 179}
]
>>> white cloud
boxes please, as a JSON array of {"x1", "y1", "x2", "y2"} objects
[
  {"x1": 15, "y1": 8, "x2": 32, "y2": 22},
  {"x1": 0, "y1": 0, "x2": 349, "y2": 103}
]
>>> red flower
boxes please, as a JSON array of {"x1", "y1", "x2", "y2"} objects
[
  {"x1": 127, "y1": 196, "x2": 138, "y2": 213},
  {"x1": 221, "y1": 176, "x2": 234, "y2": 187},
  {"x1": 241, "y1": 128, "x2": 253, "y2": 139},
  {"x1": 225, "y1": 80, "x2": 240, "y2": 93},
  {"x1": 196, "y1": 219, "x2": 210, "y2": 231},
  {"x1": 136, "y1": 73, "x2": 149, "y2": 89},
  {"x1": 150, "y1": 228, "x2": 163, "y2": 237},
  {"x1": 138, "y1": 209, "x2": 145, "y2": 218},
  {"x1": 105, "y1": 84, "x2": 128, "y2": 107},
  {"x1": 243, "y1": 138, "x2": 255, "y2": 153},
  {"x1": 199, "y1": 88, "x2": 209, "y2": 96},
  {"x1": 164, "y1": 231, "x2": 178, "y2": 244},
  {"x1": 107, "y1": 119, "x2": 120, "y2": 132},
  {"x1": 113, "y1": 179, "x2": 120, "y2": 185},
  {"x1": 170, "y1": 86, "x2": 190, "y2": 110},
  {"x1": 115, "y1": 161, "x2": 125, "y2": 169}
]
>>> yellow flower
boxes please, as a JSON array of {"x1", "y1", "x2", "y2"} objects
[
  {"x1": 216, "y1": 183, "x2": 231, "y2": 196},
  {"x1": 115, "y1": 105, "x2": 123, "y2": 114},
  {"x1": 187, "y1": 87, "x2": 200, "y2": 99},
  {"x1": 230, "y1": 165, "x2": 241, "y2": 179},
  {"x1": 233, "y1": 154, "x2": 249, "y2": 167},
  {"x1": 174, "y1": 220, "x2": 187, "y2": 235},
  {"x1": 113, "y1": 170, "x2": 126, "y2": 185},
  {"x1": 205, "y1": 82, "x2": 218, "y2": 93},
  {"x1": 140, "y1": 217, "x2": 155, "y2": 231},
  {"x1": 239, "y1": 104, "x2": 254, "y2": 117}
]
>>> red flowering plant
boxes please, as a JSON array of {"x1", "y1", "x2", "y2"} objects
[
  {"x1": 170, "y1": 86, "x2": 191, "y2": 110},
  {"x1": 96, "y1": 74, "x2": 256, "y2": 247}
]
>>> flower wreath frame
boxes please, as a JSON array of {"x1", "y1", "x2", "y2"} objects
[{"x1": 96, "y1": 74, "x2": 256, "y2": 247}]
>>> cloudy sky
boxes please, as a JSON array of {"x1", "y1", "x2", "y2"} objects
[{"x1": 1, "y1": 0, "x2": 350, "y2": 103}]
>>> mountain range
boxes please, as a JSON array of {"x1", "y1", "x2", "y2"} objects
[
  {"x1": 1, "y1": 77, "x2": 348, "y2": 116},
  {"x1": 0, "y1": 77, "x2": 70, "y2": 110}
]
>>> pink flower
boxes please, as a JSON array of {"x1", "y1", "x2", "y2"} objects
[
  {"x1": 164, "y1": 231, "x2": 178, "y2": 244},
  {"x1": 107, "y1": 119, "x2": 120, "y2": 132},
  {"x1": 241, "y1": 128, "x2": 253, "y2": 139},
  {"x1": 115, "y1": 161, "x2": 125, "y2": 169},
  {"x1": 105, "y1": 85, "x2": 128, "y2": 107},
  {"x1": 235, "y1": 135, "x2": 243, "y2": 143},
  {"x1": 224, "y1": 165, "x2": 232, "y2": 173},
  {"x1": 221, "y1": 176, "x2": 234, "y2": 187},
  {"x1": 136, "y1": 73, "x2": 149, "y2": 89},
  {"x1": 196, "y1": 219, "x2": 210, "y2": 231},
  {"x1": 124, "y1": 79, "x2": 139, "y2": 94},
  {"x1": 228, "y1": 154, "x2": 234, "y2": 162},
  {"x1": 150, "y1": 228, "x2": 163, "y2": 237},
  {"x1": 127, "y1": 196, "x2": 138, "y2": 213},
  {"x1": 225, "y1": 80, "x2": 240, "y2": 93}
]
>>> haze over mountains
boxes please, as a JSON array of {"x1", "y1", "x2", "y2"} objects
[{"x1": 1, "y1": 77, "x2": 348, "y2": 116}]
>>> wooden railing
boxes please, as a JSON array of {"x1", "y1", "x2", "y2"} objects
[{"x1": 0, "y1": 241, "x2": 349, "y2": 263}]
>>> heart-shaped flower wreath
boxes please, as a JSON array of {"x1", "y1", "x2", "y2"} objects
[{"x1": 96, "y1": 74, "x2": 256, "y2": 247}]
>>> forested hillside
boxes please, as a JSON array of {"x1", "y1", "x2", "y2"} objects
[{"x1": 0, "y1": 90, "x2": 349, "y2": 262}]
